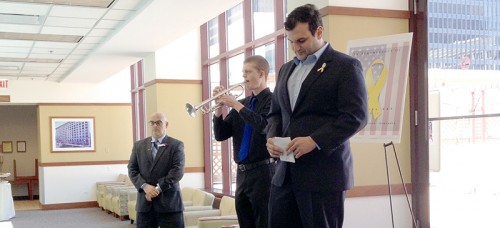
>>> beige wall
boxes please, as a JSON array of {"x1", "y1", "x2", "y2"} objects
[
  {"x1": 323, "y1": 14, "x2": 411, "y2": 186},
  {"x1": 37, "y1": 104, "x2": 133, "y2": 163},
  {"x1": 145, "y1": 81, "x2": 205, "y2": 168}
]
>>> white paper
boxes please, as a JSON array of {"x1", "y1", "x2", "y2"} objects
[{"x1": 273, "y1": 137, "x2": 295, "y2": 163}]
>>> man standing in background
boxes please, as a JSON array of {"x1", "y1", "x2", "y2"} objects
[{"x1": 128, "y1": 112, "x2": 185, "y2": 228}]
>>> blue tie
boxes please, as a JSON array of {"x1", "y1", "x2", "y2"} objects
[
  {"x1": 239, "y1": 97, "x2": 256, "y2": 161},
  {"x1": 152, "y1": 140, "x2": 159, "y2": 159}
]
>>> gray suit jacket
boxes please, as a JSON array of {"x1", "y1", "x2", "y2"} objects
[
  {"x1": 128, "y1": 135, "x2": 185, "y2": 213},
  {"x1": 266, "y1": 44, "x2": 368, "y2": 192}
]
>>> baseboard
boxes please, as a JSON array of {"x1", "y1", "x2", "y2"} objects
[
  {"x1": 41, "y1": 201, "x2": 98, "y2": 210},
  {"x1": 14, "y1": 195, "x2": 40, "y2": 201}
]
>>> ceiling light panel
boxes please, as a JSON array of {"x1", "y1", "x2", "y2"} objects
[
  {"x1": 44, "y1": 17, "x2": 98, "y2": 28},
  {"x1": 50, "y1": 5, "x2": 108, "y2": 18},
  {"x1": 112, "y1": 0, "x2": 143, "y2": 10},
  {"x1": 41, "y1": 26, "x2": 90, "y2": 36},
  {"x1": 0, "y1": 24, "x2": 40, "y2": 33},
  {"x1": 0, "y1": 46, "x2": 31, "y2": 54},
  {"x1": 71, "y1": 49, "x2": 91, "y2": 55},
  {"x1": 0, "y1": 2, "x2": 50, "y2": 15},
  {"x1": 0, "y1": 13, "x2": 43, "y2": 25},
  {"x1": 0, "y1": 40, "x2": 34, "y2": 48},
  {"x1": 33, "y1": 41, "x2": 78, "y2": 49},
  {"x1": 5, "y1": 0, "x2": 115, "y2": 8},
  {"x1": 31, "y1": 47, "x2": 72, "y2": 55},
  {"x1": 0, "y1": 32, "x2": 82, "y2": 42},
  {"x1": 0, "y1": 53, "x2": 29, "y2": 58},
  {"x1": 95, "y1": 19, "x2": 121, "y2": 29},
  {"x1": 80, "y1": 36, "x2": 104, "y2": 44},
  {"x1": 86, "y1": 28, "x2": 113, "y2": 36},
  {"x1": 29, "y1": 53, "x2": 67, "y2": 59},
  {"x1": 0, "y1": 57, "x2": 62, "y2": 63},
  {"x1": 103, "y1": 9, "x2": 132, "y2": 20}
]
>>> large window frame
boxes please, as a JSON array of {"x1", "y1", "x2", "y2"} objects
[{"x1": 200, "y1": 0, "x2": 286, "y2": 194}]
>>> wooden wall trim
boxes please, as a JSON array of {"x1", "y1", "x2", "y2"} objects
[
  {"x1": 144, "y1": 79, "x2": 202, "y2": 87},
  {"x1": 0, "y1": 95, "x2": 10, "y2": 102},
  {"x1": 41, "y1": 201, "x2": 97, "y2": 210},
  {"x1": 347, "y1": 183, "x2": 412, "y2": 197},
  {"x1": 39, "y1": 161, "x2": 130, "y2": 167},
  {"x1": 37, "y1": 103, "x2": 131, "y2": 106},
  {"x1": 39, "y1": 161, "x2": 204, "y2": 173},
  {"x1": 320, "y1": 6, "x2": 410, "y2": 19}
]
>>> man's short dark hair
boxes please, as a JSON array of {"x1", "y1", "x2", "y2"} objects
[
  {"x1": 244, "y1": 55, "x2": 270, "y2": 81},
  {"x1": 284, "y1": 4, "x2": 323, "y2": 36}
]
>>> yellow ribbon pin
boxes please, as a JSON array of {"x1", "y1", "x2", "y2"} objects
[
  {"x1": 317, "y1": 63, "x2": 326, "y2": 73},
  {"x1": 365, "y1": 59, "x2": 387, "y2": 120}
]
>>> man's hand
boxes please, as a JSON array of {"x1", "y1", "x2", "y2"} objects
[
  {"x1": 212, "y1": 86, "x2": 225, "y2": 117},
  {"x1": 266, "y1": 138, "x2": 284, "y2": 158},
  {"x1": 287, "y1": 136, "x2": 316, "y2": 159},
  {"x1": 143, "y1": 184, "x2": 159, "y2": 201}
]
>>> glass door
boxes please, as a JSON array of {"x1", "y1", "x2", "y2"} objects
[{"x1": 427, "y1": 0, "x2": 500, "y2": 227}]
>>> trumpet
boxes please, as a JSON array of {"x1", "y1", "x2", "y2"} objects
[{"x1": 186, "y1": 82, "x2": 246, "y2": 117}]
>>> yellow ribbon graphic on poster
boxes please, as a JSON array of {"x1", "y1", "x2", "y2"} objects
[{"x1": 365, "y1": 59, "x2": 387, "y2": 120}]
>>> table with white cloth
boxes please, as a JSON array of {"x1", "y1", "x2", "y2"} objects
[{"x1": 0, "y1": 181, "x2": 15, "y2": 221}]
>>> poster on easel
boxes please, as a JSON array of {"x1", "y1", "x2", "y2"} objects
[{"x1": 348, "y1": 33, "x2": 413, "y2": 143}]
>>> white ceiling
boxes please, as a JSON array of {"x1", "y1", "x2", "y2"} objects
[{"x1": 0, "y1": 0, "x2": 242, "y2": 83}]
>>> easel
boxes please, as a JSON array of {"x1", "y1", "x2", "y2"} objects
[{"x1": 383, "y1": 141, "x2": 417, "y2": 228}]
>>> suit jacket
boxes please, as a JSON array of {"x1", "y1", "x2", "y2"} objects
[
  {"x1": 128, "y1": 135, "x2": 185, "y2": 213},
  {"x1": 266, "y1": 44, "x2": 368, "y2": 192}
]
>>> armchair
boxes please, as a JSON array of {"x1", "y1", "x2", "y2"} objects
[
  {"x1": 184, "y1": 196, "x2": 238, "y2": 228},
  {"x1": 184, "y1": 189, "x2": 215, "y2": 212},
  {"x1": 127, "y1": 190, "x2": 137, "y2": 224}
]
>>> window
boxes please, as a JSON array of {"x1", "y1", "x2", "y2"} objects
[{"x1": 200, "y1": 0, "x2": 286, "y2": 193}]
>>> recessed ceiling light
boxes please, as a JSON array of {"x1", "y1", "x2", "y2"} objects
[
  {"x1": 4, "y1": 0, "x2": 116, "y2": 8},
  {"x1": 0, "y1": 32, "x2": 82, "y2": 43},
  {"x1": 0, "y1": 66, "x2": 19, "y2": 70},
  {"x1": 0, "y1": 13, "x2": 43, "y2": 25},
  {"x1": 0, "y1": 57, "x2": 62, "y2": 63}
]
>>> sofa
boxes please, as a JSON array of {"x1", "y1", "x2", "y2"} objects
[
  {"x1": 184, "y1": 196, "x2": 238, "y2": 228},
  {"x1": 96, "y1": 174, "x2": 130, "y2": 209}
]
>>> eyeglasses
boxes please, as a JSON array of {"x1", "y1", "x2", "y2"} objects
[{"x1": 149, "y1": 120, "x2": 163, "y2": 126}]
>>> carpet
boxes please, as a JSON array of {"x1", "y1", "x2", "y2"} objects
[{"x1": 8, "y1": 207, "x2": 134, "y2": 228}]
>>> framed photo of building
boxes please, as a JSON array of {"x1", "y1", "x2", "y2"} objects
[{"x1": 50, "y1": 117, "x2": 95, "y2": 152}]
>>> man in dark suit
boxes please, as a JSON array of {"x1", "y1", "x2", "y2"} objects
[
  {"x1": 265, "y1": 4, "x2": 368, "y2": 228},
  {"x1": 213, "y1": 55, "x2": 275, "y2": 228},
  {"x1": 128, "y1": 112, "x2": 185, "y2": 228}
]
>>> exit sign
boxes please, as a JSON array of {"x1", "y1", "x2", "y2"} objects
[{"x1": 0, "y1": 79, "x2": 8, "y2": 88}]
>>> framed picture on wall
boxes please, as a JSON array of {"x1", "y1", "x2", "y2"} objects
[
  {"x1": 50, "y1": 117, "x2": 96, "y2": 152},
  {"x1": 17, "y1": 141, "x2": 26, "y2": 152},
  {"x1": 2, "y1": 141, "x2": 13, "y2": 153}
]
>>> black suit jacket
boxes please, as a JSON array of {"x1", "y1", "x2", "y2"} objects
[
  {"x1": 266, "y1": 44, "x2": 368, "y2": 192},
  {"x1": 128, "y1": 135, "x2": 185, "y2": 213}
]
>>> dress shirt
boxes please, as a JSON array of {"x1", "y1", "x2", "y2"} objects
[
  {"x1": 213, "y1": 88, "x2": 272, "y2": 164},
  {"x1": 288, "y1": 42, "x2": 329, "y2": 110}
]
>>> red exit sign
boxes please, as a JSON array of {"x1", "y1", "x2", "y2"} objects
[{"x1": 0, "y1": 80, "x2": 8, "y2": 88}]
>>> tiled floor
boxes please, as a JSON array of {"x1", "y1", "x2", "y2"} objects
[{"x1": 14, "y1": 200, "x2": 41, "y2": 211}]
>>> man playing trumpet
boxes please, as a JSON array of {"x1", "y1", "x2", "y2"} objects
[{"x1": 212, "y1": 55, "x2": 275, "y2": 228}]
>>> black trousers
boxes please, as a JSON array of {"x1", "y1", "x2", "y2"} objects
[
  {"x1": 268, "y1": 173, "x2": 346, "y2": 228},
  {"x1": 235, "y1": 162, "x2": 275, "y2": 228},
  {"x1": 136, "y1": 209, "x2": 184, "y2": 228}
]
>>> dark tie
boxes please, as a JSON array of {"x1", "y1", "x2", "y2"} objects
[
  {"x1": 239, "y1": 97, "x2": 256, "y2": 161},
  {"x1": 152, "y1": 140, "x2": 159, "y2": 159}
]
